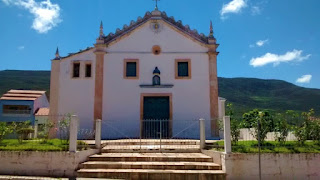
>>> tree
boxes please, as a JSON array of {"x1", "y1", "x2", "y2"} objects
[
  {"x1": 242, "y1": 109, "x2": 274, "y2": 143},
  {"x1": 274, "y1": 113, "x2": 290, "y2": 144},
  {"x1": 58, "y1": 114, "x2": 71, "y2": 143},
  {"x1": 293, "y1": 109, "x2": 316, "y2": 144},
  {"x1": 227, "y1": 103, "x2": 240, "y2": 144}
]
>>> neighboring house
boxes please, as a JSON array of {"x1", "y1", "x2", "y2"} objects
[
  {"x1": 34, "y1": 107, "x2": 50, "y2": 138},
  {"x1": 50, "y1": 9, "x2": 222, "y2": 139},
  {"x1": 0, "y1": 90, "x2": 49, "y2": 125}
]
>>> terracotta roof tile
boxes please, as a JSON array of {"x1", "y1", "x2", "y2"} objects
[
  {"x1": 35, "y1": 108, "x2": 50, "y2": 116},
  {"x1": 0, "y1": 89, "x2": 46, "y2": 101}
]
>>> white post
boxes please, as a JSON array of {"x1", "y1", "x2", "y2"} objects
[
  {"x1": 224, "y1": 116, "x2": 232, "y2": 154},
  {"x1": 95, "y1": 119, "x2": 102, "y2": 149},
  {"x1": 34, "y1": 120, "x2": 38, "y2": 139},
  {"x1": 199, "y1": 118, "x2": 206, "y2": 149},
  {"x1": 221, "y1": 100, "x2": 226, "y2": 118},
  {"x1": 69, "y1": 115, "x2": 78, "y2": 153}
]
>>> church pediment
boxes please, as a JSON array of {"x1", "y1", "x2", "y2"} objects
[{"x1": 103, "y1": 10, "x2": 216, "y2": 47}]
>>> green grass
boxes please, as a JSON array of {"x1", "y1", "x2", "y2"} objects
[
  {"x1": 0, "y1": 139, "x2": 89, "y2": 151},
  {"x1": 210, "y1": 140, "x2": 320, "y2": 153}
]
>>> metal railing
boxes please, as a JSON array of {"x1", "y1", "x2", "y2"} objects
[{"x1": 99, "y1": 118, "x2": 204, "y2": 152}]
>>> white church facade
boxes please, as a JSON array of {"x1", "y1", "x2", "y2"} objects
[{"x1": 49, "y1": 9, "x2": 223, "y2": 139}]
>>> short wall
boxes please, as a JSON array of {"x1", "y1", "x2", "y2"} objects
[
  {"x1": 0, "y1": 149, "x2": 99, "y2": 177},
  {"x1": 223, "y1": 153, "x2": 320, "y2": 180},
  {"x1": 201, "y1": 149, "x2": 223, "y2": 165},
  {"x1": 240, "y1": 128, "x2": 297, "y2": 141}
]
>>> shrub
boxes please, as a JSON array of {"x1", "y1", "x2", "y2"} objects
[
  {"x1": 16, "y1": 128, "x2": 34, "y2": 142},
  {"x1": 230, "y1": 120, "x2": 240, "y2": 145},
  {"x1": 0, "y1": 122, "x2": 13, "y2": 143},
  {"x1": 309, "y1": 120, "x2": 320, "y2": 145},
  {"x1": 12, "y1": 121, "x2": 34, "y2": 143}
]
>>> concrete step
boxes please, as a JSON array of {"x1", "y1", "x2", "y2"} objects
[
  {"x1": 102, "y1": 144, "x2": 200, "y2": 153},
  {"x1": 89, "y1": 153, "x2": 213, "y2": 162},
  {"x1": 102, "y1": 139, "x2": 199, "y2": 146},
  {"x1": 82, "y1": 161, "x2": 221, "y2": 170},
  {"x1": 77, "y1": 169, "x2": 226, "y2": 180}
]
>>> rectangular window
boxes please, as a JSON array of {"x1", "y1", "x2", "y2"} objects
[
  {"x1": 175, "y1": 59, "x2": 191, "y2": 79},
  {"x1": 73, "y1": 63, "x2": 80, "y2": 78},
  {"x1": 124, "y1": 59, "x2": 139, "y2": 79},
  {"x1": 85, "y1": 64, "x2": 92, "y2": 78},
  {"x1": 3, "y1": 105, "x2": 31, "y2": 114}
]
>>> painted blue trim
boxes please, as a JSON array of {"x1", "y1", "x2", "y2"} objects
[{"x1": 0, "y1": 100, "x2": 35, "y2": 125}]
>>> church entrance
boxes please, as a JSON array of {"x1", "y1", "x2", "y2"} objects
[{"x1": 141, "y1": 94, "x2": 172, "y2": 139}]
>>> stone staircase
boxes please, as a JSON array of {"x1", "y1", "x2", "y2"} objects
[{"x1": 77, "y1": 140, "x2": 225, "y2": 180}]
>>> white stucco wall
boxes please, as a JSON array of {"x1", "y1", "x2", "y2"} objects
[
  {"x1": 102, "y1": 21, "x2": 211, "y2": 139},
  {"x1": 56, "y1": 20, "x2": 214, "y2": 139},
  {"x1": 33, "y1": 94, "x2": 49, "y2": 113},
  {"x1": 57, "y1": 50, "x2": 96, "y2": 130}
]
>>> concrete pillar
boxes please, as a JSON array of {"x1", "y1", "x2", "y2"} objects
[
  {"x1": 224, "y1": 116, "x2": 232, "y2": 154},
  {"x1": 218, "y1": 98, "x2": 226, "y2": 139},
  {"x1": 49, "y1": 57, "x2": 60, "y2": 138},
  {"x1": 93, "y1": 43, "x2": 107, "y2": 128},
  {"x1": 199, "y1": 118, "x2": 206, "y2": 149},
  {"x1": 69, "y1": 115, "x2": 78, "y2": 153},
  {"x1": 95, "y1": 119, "x2": 102, "y2": 149},
  {"x1": 208, "y1": 51, "x2": 219, "y2": 137}
]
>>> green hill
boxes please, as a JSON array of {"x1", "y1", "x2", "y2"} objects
[
  {"x1": 0, "y1": 70, "x2": 319, "y2": 117},
  {"x1": 218, "y1": 77, "x2": 320, "y2": 117}
]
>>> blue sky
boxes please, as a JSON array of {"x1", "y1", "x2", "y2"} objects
[{"x1": 0, "y1": 0, "x2": 319, "y2": 88}]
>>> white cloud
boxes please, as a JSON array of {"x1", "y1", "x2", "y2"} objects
[
  {"x1": 220, "y1": 0, "x2": 247, "y2": 19},
  {"x1": 17, "y1": 46, "x2": 25, "y2": 50},
  {"x1": 296, "y1": 75, "x2": 312, "y2": 83},
  {"x1": 249, "y1": 39, "x2": 269, "y2": 48},
  {"x1": 256, "y1": 39, "x2": 268, "y2": 47},
  {"x1": 1, "y1": 0, "x2": 61, "y2": 33},
  {"x1": 250, "y1": 49, "x2": 311, "y2": 67},
  {"x1": 251, "y1": 6, "x2": 261, "y2": 15}
]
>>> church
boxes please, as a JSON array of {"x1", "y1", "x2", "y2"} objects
[{"x1": 49, "y1": 7, "x2": 223, "y2": 139}]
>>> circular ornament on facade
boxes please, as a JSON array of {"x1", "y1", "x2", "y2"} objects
[
  {"x1": 150, "y1": 21, "x2": 162, "y2": 33},
  {"x1": 152, "y1": 45, "x2": 161, "y2": 55}
]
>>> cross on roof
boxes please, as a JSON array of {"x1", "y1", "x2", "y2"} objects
[{"x1": 153, "y1": 0, "x2": 160, "y2": 10}]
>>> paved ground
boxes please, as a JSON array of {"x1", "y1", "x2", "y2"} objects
[{"x1": 0, "y1": 176, "x2": 119, "y2": 180}]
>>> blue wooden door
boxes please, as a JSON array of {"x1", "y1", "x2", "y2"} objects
[{"x1": 142, "y1": 96, "x2": 170, "y2": 138}]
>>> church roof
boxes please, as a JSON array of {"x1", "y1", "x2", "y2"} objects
[
  {"x1": 58, "y1": 10, "x2": 215, "y2": 60},
  {"x1": 102, "y1": 10, "x2": 212, "y2": 45}
]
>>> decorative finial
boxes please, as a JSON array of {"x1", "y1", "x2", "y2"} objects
[
  {"x1": 209, "y1": 20, "x2": 214, "y2": 38},
  {"x1": 153, "y1": 67, "x2": 161, "y2": 75},
  {"x1": 55, "y1": 47, "x2": 60, "y2": 58},
  {"x1": 99, "y1": 21, "x2": 104, "y2": 37},
  {"x1": 153, "y1": 0, "x2": 160, "y2": 10}
]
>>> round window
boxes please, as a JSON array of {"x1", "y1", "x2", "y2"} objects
[{"x1": 152, "y1": 45, "x2": 161, "y2": 55}]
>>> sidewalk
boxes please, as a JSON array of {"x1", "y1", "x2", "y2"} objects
[{"x1": 0, "y1": 176, "x2": 117, "y2": 180}]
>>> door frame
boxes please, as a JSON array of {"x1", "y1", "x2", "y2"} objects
[{"x1": 140, "y1": 93, "x2": 173, "y2": 138}]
